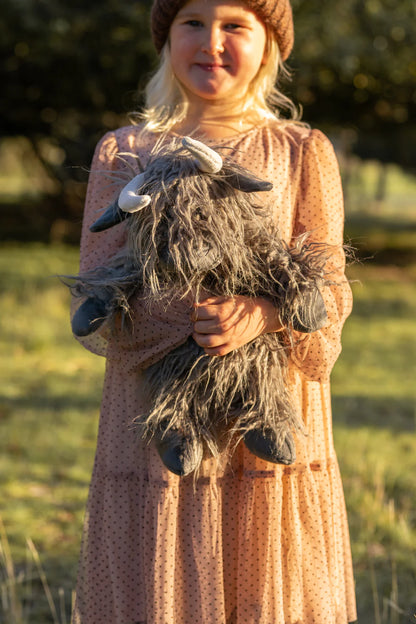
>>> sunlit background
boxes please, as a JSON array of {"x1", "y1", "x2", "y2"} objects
[{"x1": 1, "y1": 1, "x2": 415, "y2": 622}]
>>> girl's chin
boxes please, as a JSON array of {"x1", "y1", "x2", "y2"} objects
[{"x1": 184, "y1": 83, "x2": 240, "y2": 103}]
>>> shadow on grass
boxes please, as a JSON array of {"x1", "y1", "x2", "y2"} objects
[
  {"x1": 333, "y1": 395, "x2": 415, "y2": 433},
  {"x1": 333, "y1": 395, "x2": 415, "y2": 432},
  {"x1": 0, "y1": 390, "x2": 101, "y2": 413},
  {"x1": 350, "y1": 296, "x2": 414, "y2": 319},
  {"x1": 346, "y1": 214, "x2": 416, "y2": 232}
]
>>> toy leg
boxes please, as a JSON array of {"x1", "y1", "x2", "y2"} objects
[
  {"x1": 154, "y1": 428, "x2": 203, "y2": 477},
  {"x1": 292, "y1": 287, "x2": 327, "y2": 334},
  {"x1": 71, "y1": 297, "x2": 107, "y2": 337},
  {"x1": 143, "y1": 338, "x2": 209, "y2": 476},
  {"x1": 244, "y1": 426, "x2": 296, "y2": 465}
]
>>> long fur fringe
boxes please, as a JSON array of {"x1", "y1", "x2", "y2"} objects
[{"x1": 68, "y1": 139, "x2": 332, "y2": 470}]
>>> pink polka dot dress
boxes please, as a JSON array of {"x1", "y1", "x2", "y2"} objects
[{"x1": 71, "y1": 120, "x2": 357, "y2": 624}]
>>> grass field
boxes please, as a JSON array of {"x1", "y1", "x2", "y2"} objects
[{"x1": 0, "y1": 238, "x2": 415, "y2": 622}]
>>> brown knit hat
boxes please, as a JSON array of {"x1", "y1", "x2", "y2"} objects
[{"x1": 151, "y1": 0, "x2": 294, "y2": 61}]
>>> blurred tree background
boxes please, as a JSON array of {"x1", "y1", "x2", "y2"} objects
[{"x1": 0, "y1": 0, "x2": 415, "y2": 243}]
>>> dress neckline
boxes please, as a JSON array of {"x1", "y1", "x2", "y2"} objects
[{"x1": 167, "y1": 119, "x2": 271, "y2": 144}]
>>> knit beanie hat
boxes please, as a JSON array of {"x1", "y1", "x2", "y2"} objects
[{"x1": 151, "y1": 0, "x2": 294, "y2": 61}]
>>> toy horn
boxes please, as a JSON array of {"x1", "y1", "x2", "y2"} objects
[
  {"x1": 182, "y1": 136, "x2": 223, "y2": 173},
  {"x1": 118, "y1": 173, "x2": 151, "y2": 213},
  {"x1": 89, "y1": 173, "x2": 151, "y2": 233}
]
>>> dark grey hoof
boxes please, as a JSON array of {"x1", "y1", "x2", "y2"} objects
[
  {"x1": 244, "y1": 427, "x2": 296, "y2": 465},
  {"x1": 71, "y1": 297, "x2": 107, "y2": 337},
  {"x1": 155, "y1": 431, "x2": 203, "y2": 476},
  {"x1": 292, "y1": 288, "x2": 327, "y2": 333}
]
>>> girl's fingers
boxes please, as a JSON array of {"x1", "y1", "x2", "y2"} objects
[
  {"x1": 192, "y1": 331, "x2": 226, "y2": 349},
  {"x1": 192, "y1": 305, "x2": 223, "y2": 321},
  {"x1": 191, "y1": 296, "x2": 275, "y2": 356},
  {"x1": 203, "y1": 345, "x2": 232, "y2": 356},
  {"x1": 196, "y1": 295, "x2": 228, "y2": 306},
  {"x1": 193, "y1": 318, "x2": 228, "y2": 334},
  {"x1": 192, "y1": 296, "x2": 235, "y2": 318},
  {"x1": 192, "y1": 302, "x2": 237, "y2": 325}
]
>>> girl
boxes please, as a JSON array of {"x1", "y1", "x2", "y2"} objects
[{"x1": 71, "y1": 0, "x2": 357, "y2": 622}]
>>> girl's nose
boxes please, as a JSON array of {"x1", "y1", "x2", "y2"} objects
[{"x1": 201, "y1": 27, "x2": 225, "y2": 55}]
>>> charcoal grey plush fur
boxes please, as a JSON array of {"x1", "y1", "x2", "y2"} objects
[{"x1": 68, "y1": 137, "x2": 330, "y2": 476}]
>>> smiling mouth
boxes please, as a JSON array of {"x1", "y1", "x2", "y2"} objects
[{"x1": 196, "y1": 63, "x2": 225, "y2": 72}]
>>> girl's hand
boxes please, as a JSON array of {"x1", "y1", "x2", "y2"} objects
[{"x1": 191, "y1": 295, "x2": 284, "y2": 356}]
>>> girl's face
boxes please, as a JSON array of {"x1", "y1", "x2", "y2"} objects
[{"x1": 170, "y1": 0, "x2": 267, "y2": 110}]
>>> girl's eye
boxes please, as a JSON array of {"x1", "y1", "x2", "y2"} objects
[
  {"x1": 224, "y1": 23, "x2": 243, "y2": 30},
  {"x1": 185, "y1": 20, "x2": 203, "y2": 27}
]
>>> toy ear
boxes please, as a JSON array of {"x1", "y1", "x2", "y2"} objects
[
  {"x1": 89, "y1": 201, "x2": 129, "y2": 233},
  {"x1": 227, "y1": 173, "x2": 273, "y2": 193}
]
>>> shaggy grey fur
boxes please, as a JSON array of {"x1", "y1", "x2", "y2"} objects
[{"x1": 68, "y1": 139, "x2": 331, "y2": 475}]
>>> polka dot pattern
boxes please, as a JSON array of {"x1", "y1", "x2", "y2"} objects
[{"x1": 71, "y1": 121, "x2": 357, "y2": 624}]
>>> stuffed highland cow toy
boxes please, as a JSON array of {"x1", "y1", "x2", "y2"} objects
[{"x1": 69, "y1": 137, "x2": 329, "y2": 476}]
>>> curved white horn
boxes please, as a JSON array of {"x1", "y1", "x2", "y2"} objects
[
  {"x1": 118, "y1": 173, "x2": 151, "y2": 212},
  {"x1": 121, "y1": 195, "x2": 151, "y2": 213},
  {"x1": 182, "y1": 136, "x2": 223, "y2": 173}
]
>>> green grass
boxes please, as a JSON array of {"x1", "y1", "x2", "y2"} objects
[
  {"x1": 0, "y1": 245, "x2": 104, "y2": 622},
  {"x1": 331, "y1": 261, "x2": 416, "y2": 621},
  {"x1": 1, "y1": 243, "x2": 415, "y2": 622}
]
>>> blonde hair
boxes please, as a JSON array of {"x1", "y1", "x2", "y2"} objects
[{"x1": 135, "y1": 29, "x2": 301, "y2": 133}]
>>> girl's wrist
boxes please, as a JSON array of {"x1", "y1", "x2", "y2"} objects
[{"x1": 256, "y1": 297, "x2": 284, "y2": 334}]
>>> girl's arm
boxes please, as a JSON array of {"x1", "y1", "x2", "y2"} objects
[
  {"x1": 288, "y1": 129, "x2": 352, "y2": 382},
  {"x1": 78, "y1": 132, "x2": 128, "y2": 274},
  {"x1": 72, "y1": 130, "x2": 193, "y2": 368},
  {"x1": 70, "y1": 131, "x2": 128, "y2": 357},
  {"x1": 192, "y1": 129, "x2": 352, "y2": 383}
]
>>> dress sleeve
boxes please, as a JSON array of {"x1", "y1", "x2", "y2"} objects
[
  {"x1": 71, "y1": 130, "x2": 193, "y2": 366},
  {"x1": 79, "y1": 131, "x2": 128, "y2": 273},
  {"x1": 289, "y1": 129, "x2": 353, "y2": 382},
  {"x1": 70, "y1": 131, "x2": 126, "y2": 357}
]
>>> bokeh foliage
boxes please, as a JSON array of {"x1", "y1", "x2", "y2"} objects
[
  {"x1": 2, "y1": 0, "x2": 415, "y2": 186},
  {"x1": 1, "y1": 0, "x2": 415, "y2": 244},
  {"x1": 1, "y1": 0, "x2": 154, "y2": 224},
  {"x1": 291, "y1": 0, "x2": 416, "y2": 167}
]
